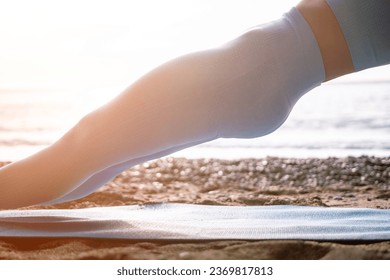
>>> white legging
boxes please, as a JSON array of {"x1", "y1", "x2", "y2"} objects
[
  {"x1": 1, "y1": 0, "x2": 389, "y2": 208},
  {"x1": 1, "y1": 8, "x2": 324, "y2": 208}
]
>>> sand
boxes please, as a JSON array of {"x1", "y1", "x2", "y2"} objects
[{"x1": 0, "y1": 156, "x2": 389, "y2": 260}]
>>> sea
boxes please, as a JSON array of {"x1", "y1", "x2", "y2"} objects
[{"x1": 1, "y1": 82, "x2": 389, "y2": 161}]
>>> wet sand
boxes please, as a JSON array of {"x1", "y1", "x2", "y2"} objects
[{"x1": 0, "y1": 156, "x2": 389, "y2": 259}]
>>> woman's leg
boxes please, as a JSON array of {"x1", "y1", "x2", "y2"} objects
[
  {"x1": 44, "y1": 0, "x2": 390, "y2": 208},
  {"x1": 44, "y1": 139, "x2": 205, "y2": 205},
  {"x1": 1, "y1": 6, "x2": 326, "y2": 209},
  {"x1": 0, "y1": 49, "x2": 225, "y2": 209},
  {"x1": 0, "y1": 5, "x2": 327, "y2": 209},
  {"x1": 55, "y1": 0, "x2": 390, "y2": 207},
  {"x1": 4, "y1": 0, "x2": 388, "y2": 209}
]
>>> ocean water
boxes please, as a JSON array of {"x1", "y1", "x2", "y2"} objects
[{"x1": 0, "y1": 82, "x2": 389, "y2": 161}]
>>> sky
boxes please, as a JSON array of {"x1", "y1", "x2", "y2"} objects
[{"x1": 0, "y1": 0, "x2": 389, "y2": 90}]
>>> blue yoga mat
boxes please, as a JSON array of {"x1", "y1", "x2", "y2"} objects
[{"x1": 0, "y1": 204, "x2": 389, "y2": 240}]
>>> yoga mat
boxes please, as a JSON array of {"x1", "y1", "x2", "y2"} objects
[{"x1": 0, "y1": 204, "x2": 389, "y2": 240}]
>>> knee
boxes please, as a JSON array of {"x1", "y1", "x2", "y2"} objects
[{"x1": 63, "y1": 112, "x2": 101, "y2": 157}]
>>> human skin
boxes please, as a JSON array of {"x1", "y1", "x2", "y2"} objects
[
  {"x1": 0, "y1": 0, "x2": 357, "y2": 209},
  {"x1": 297, "y1": 0, "x2": 355, "y2": 81}
]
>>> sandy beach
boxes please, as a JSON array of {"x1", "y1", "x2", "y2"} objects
[{"x1": 0, "y1": 156, "x2": 389, "y2": 260}]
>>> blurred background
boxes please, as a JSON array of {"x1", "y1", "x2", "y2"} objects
[{"x1": 0, "y1": 0, "x2": 389, "y2": 161}]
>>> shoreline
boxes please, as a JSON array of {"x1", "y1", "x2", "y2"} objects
[
  {"x1": 2, "y1": 145, "x2": 390, "y2": 162},
  {"x1": 0, "y1": 156, "x2": 389, "y2": 259}
]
